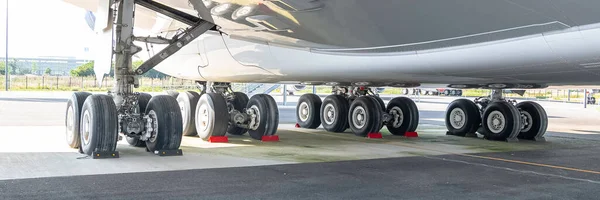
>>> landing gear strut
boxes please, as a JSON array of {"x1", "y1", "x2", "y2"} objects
[{"x1": 444, "y1": 89, "x2": 548, "y2": 142}]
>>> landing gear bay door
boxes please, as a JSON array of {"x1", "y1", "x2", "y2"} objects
[{"x1": 94, "y1": 0, "x2": 114, "y2": 86}]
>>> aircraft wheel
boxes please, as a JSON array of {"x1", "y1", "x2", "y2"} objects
[
  {"x1": 296, "y1": 94, "x2": 322, "y2": 129},
  {"x1": 79, "y1": 94, "x2": 118, "y2": 156},
  {"x1": 177, "y1": 91, "x2": 201, "y2": 136},
  {"x1": 403, "y1": 89, "x2": 409, "y2": 95},
  {"x1": 480, "y1": 101, "x2": 521, "y2": 141},
  {"x1": 348, "y1": 96, "x2": 382, "y2": 137},
  {"x1": 65, "y1": 92, "x2": 92, "y2": 148},
  {"x1": 516, "y1": 101, "x2": 548, "y2": 140},
  {"x1": 320, "y1": 95, "x2": 350, "y2": 133},
  {"x1": 443, "y1": 90, "x2": 450, "y2": 96},
  {"x1": 227, "y1": 92, "x2": 250, "y2": 135},
  {"x1": 445, "y1": 99, "x2": 481, "y2": 136},
  {"x1": 385, "y1": 97, "x2": 419, "y2": 135},
  {"x1": 196, "y1": 93, "x2": 229, "y2": 140},
  {"x1": 125, "y1": 93, "x2": 152, "y2": 147},
  {"x1": 369, "y1": 96, "x2": 385, "y2": 131},
  {"x1": 247, "y1": 94, "x2": 279, "y2": 140},
  {"x1": 145, "y1": 95, "x2": 183, "y2": 152}
]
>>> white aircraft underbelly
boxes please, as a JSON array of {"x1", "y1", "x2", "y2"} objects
[{"x1": 65, "y1": 0, "x2": 600, "y2": 87}]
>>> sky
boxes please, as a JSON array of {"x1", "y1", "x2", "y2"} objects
[{"x1": 0, "y1": 0, "x2": 96, "y2": 59}]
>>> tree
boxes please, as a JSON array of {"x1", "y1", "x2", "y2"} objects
[
  {"x1": 70, "y1": 61, "x2": 95, "y2": 77},
  {"x1": 0, "y1": 61, "x2": 5, "y2": 75},
  {"x1": 9, "y1": 59, "x2": 18, "y2": 75},
  {"x1": 31, "y1": 62, "x2": 38, "y2": 75},
  {"x1": 45, "y1": 67, "x2": 52, "y2": 75}
]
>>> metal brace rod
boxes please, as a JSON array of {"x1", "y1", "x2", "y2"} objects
[
  {"x1": 135, "y1": 21, "x2": 215, "y2": 75},
  {"x1": 135, "y1": 0, "x2": 200, "y2": 26}
]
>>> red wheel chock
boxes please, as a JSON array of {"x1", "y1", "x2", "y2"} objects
[
  {"x1": 295, "y1": 123, "x2": 301, "y2": 128},
  {"x1": 405, "y1": 132, "x2": 419, "y2": 138},
  {"x1": 262, "y1": 135, "x2": 280, "y2": 142},
  {"x1": 367, "y1": 132, "x2": 383, "y2": 139},
  {"x1": 208, "y1": 136, "x2": 229, "y2": 143}
]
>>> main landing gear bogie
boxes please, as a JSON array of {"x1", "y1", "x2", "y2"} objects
[
  {"x1": 192, "y1": 82, "x2": 280, "y2": 141},
  {"x1": 296, "y1": 86, "x2": 420, "y2": 137},
  {"x1": 444, "y1": 89, "x2": 548, "y2": 142}
]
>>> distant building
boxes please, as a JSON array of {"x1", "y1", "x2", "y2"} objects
[{"x1": 0, "y1": 57, "x2": 91, "y2": 75}]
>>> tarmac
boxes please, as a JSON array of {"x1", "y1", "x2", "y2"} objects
[{"x1": 1, "y1": 91, "x2": 600, "y2": 199}]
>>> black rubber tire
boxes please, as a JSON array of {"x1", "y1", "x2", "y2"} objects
[
  {"x1": 178, "y1": 91, "x2": 201, "y2": 136},
  {"x1": 320, "y1": 95, "x2": 350, "y2": 133},
  {"x1": 227, "y1": 92, "x2": 249, "y2": 136},
  {"x1": 445, "y1": 99, "x2": 481, "y2": 136},
  {"x1": 125, "y1": 93, "x2": 152, "y2": 147},
  {"x1": 196, "y1": 93, "x2": 229, "y2": 140},
  {"x1": 79, "y1": 94, "x2": 118, "y2": 156},
  {"x1": 403, "y1": 89, "x2": 409, "y2": 95},
  {"x1": 246, "y1": 95, "x2": 271, "y2": 140},
  {"x1": 480, "y1": 101, "x2": 521, "y2": 141},
  {"x1": 259, "y1": 94, "x2": 279, "y2": 136},
  {"x1": 166, "y1": 90, "x2": 179, "y2": 99},
  {"x1": 296, "y1": 93, "x2": 322, "y2": 129},
  {"x1": 348, "y1": 96, "x2": 379, "y2": 137},
  {"x1": 145, "y1": 95, "x2": 183, "y2": 152},
  {"x1": 516, "y1": 101, "x2": 548, "y2": 140},
  {"x1": 385, "y1": 97, "x2": 420, "y2": 135},
  {"x1": 368, "y1": 96, "x2": 384, "y2": 133},
  {"x1": 65, "y1": 92, "x2": 92, "y2": 148}
]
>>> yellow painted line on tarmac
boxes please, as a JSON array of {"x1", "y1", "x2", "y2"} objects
[{"x1": 284, "y1": 127, "x2": 600, "y2": 175}]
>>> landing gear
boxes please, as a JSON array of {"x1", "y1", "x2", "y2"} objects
[
  {"x1": 444, "y1": 89, "x2": 548, "y2": 142},
  {"x1": 296, "y1": 86, "x2": 420, "y2": 137},
  {"x1": 194, "y1": 82, "x2": 279, "y2": 141},
  {"x1": 125, "y1": 92, "x2": 151, "y2": 147},
  {"x1": 515, "y1": 101, "x2": 547, "y2": 141},
  {"x1": 296, "y1": 93, "x2": 322, "y2": 129},
  {"x1": 227, "y1": 92, "x2": 249, "y2": 135},
  {"x1": 348, "y1": 96, "x2": 382, "y2": 136},
  {"x1": 65, "y1": 92, "x2": 92, "y2": 148},
  {"x1": 79, "y1": 94, "x2": 119, "y2": 156},
  {"x1": 63, "y1": 0, "x2": 215, "y2": 156},
  {"x1": 480, "y1": 101, "x2": 521, "y2": 141},
  {"x1": 246, "y1": 94, "x2": 279, "y2": 140},
  {"x1": 320, "y1": 95, "x2": 349, "y2": 132},
  {"x1": 177, "y1": 91, "x2": 201, "y2": 136},
  {"x1": 445, "y1": 99, "x2": 480, "y2": 136},
  {"x1": 144, "y1": 95, "x2": 183, "y2": 152},
  {"x1": 195, "y1": 93, "x2": 229, "y2": 140},
  {"x1": 385, "y1": 97, "x2": 419, "y2": 135}
]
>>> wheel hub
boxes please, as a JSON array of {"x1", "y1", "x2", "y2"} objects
[
  {"x1": 389, "y1": 107, "x2": 404, "y2": 128},
  {"x1": 520, "y1": 110, "x2": 533, "y2": 132},
  {"x1": 248, "y1": 105, "x2": 261, "y2": 130},
  {"x1": 352, "y1": 106, "x2": 366, "y2": 129},
  {"x1": 66, "y1": 106, "x2": 74, "y2": 139},
  {"x1": 487, "y1": 110, "x2": 505, "y2": 134},
  {"x1": 143, "y1": 110, "x2": 159, "y2": 142},
  {"x1": 298, "y1": 102, "x2": 310, "y2": 122},
  {"x1": 323, "y1": 104, "x2": 336, "y2": 125},
  {"x1": 198, "y1": 104, "x2": 209, "y2": 132},
  {"x1": 81, "y1": 110, "x2": 91, "y2": 145},
  {"x1": 449, "y1": 108, "x2": 466, "y2": 129}
]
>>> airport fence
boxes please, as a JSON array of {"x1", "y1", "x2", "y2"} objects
[{"x1": 0, "y1": 75, "x2": 598, "y2": 103}]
